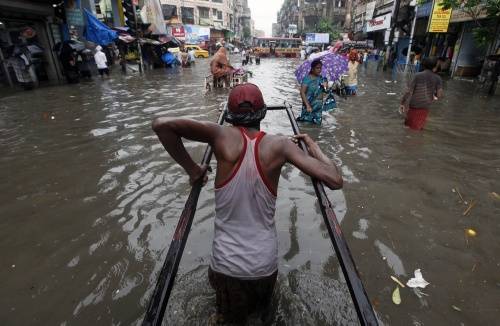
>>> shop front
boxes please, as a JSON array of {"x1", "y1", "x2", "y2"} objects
[
  {"x1": 365, "y1": 12, "x2": 391, "y2": 49},
  {"x1": 0, "y1": 1, "x2": 64, "y2": 89}
]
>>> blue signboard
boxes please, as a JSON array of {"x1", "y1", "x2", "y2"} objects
[{"x1": 416, "y1": 2, "x2": 433, "y2": 18}]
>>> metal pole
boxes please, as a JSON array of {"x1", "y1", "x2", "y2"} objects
[
  {"x1": 283, "y1": 105, "x2": 378, "y2": 326},
  {"x1": 405, "y1": 5, "x2": 418, "y2": 73},
  {"x1": 132, "y1": 1, "x2": 144, "y2": 73},
  {"x1": 385, "y1": 0, "x2": 401, "y2": 70}
]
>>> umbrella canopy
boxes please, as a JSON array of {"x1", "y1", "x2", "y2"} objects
[
  {"x1": 295, "y1": 52, "x2": 349, "y2": 84},
  {"x1": 139, "y1": 38, "x2": 162, "y2": 45},
  {"x1": 158, "y1": 35, "x2": 181, "y2": 47}
]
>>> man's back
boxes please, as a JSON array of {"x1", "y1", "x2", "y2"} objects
[
  {"x1": 212, "y1": 126, "x2": 285, "y2": 194},
  {"x1": 151, "y1": 83, "x2": 343, "y2": 324},
  {"x1": 408, "y1": 70, "x2": 442, "y2": 108},
  {"x1": 211, "y1": 127, "x2": 279, "y2": 278}
]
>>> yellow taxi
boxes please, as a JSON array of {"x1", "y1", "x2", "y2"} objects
[{"x1": 185, "y1": 45, "x2": 209, "y2": 58}]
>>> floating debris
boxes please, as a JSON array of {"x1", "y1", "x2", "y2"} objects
[
  {"x1": 453, "y1": 187, "x2": 467, "y2": 205},
  {"x1": 489, "y1": 192, "x2": 500, "y2": 201},
  {"x1": 391, "y1": 275, "x2": 405, "y2": 288},
  {"x1": 413, "y1": 287, "x2": 429, "y2": 298},
  {"x1": 406, "y1": 269, "x2": 430, "y2": 288},
  {"x1": 465, "y1": 228, "x2": 477, "y2": 237},
  {"x1": 387, "y1": 92, "x2": 397, "y2": 95},
  {"x1": 452, "y1": 305, "x2": 462, "y2": 312},
  {"x1": 392, "y1": 286, "x2": 401, "y2": 305},
  {"x1": 463, "y1": 200, "x2": 476, "y2": 216}
]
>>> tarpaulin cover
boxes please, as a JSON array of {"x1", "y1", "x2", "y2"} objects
[
  {"x1": 161, "y1": 52, "x2": 177, "y2": 65},
  {"x1": 83, "y1": 9, "x2": 118, "y2": 45}
]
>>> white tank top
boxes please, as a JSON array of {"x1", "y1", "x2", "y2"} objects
[{"x1": 210, "y1": 128, "x2": 278, "y2": 279}]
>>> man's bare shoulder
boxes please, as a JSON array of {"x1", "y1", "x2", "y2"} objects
[{"x1": 262, "y1": 133, "x2": 294, "y2": 151}]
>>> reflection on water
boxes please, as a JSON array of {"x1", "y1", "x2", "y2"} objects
[{"x1": 0, "y1": 57, "x2": 499, "y2": 325}]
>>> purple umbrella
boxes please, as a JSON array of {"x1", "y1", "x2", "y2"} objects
[{"x1": 295, "y1": 51, "x2": 349, "y2": 84}]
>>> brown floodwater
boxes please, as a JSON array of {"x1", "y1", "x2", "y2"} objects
[{"x1": 1, "y1": 57, "x2": 499, "y2": 326}]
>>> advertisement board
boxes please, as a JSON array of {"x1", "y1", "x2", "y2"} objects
[
  {"x1": 366, "y1": 13, "x2": 391, "y2": 32},
  {"x1": 171, "y1": 26, "x2": 185, "y2": 38},
  {"x1": 305, "y1": 33, "x2": 330, "y2": 44},
  {"x1": 288, "y1": 24, "x2": 298, "y2": 34},
  {"x1": 428, "y1": 0, "x2": 452, "y2": 33},
  {"x1": 184, "y1": 25, "x2": 210, "y2": 44}
]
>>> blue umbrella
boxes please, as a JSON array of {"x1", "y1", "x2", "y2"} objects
[{"x1": 295, "y1": 52, "x2": 349, "y2": 84}]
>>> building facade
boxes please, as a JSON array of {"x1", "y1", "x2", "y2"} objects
[
  {"x1": 352, "y1": 0, "x2": 499, "y2": 79},
  {"x1": 160, "y1": 0, "x2": 234, "y2": 40},
  {"x1": 233, "y1": 0, "x2": 252, "y2": 42},
  {"x1": 277, "y1": 0, "x2": 347, "y2": 37}
]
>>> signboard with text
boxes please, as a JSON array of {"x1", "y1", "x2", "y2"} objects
[
  {"x1": 171, "y1": 26, "x2": 185, "y2": 38},
  {"x1": 428, "y1": 0, "x2": 452, "y2": 32},
  {"x1": 305, "y1": 33, "x2": 329, "y2": 44},
  {"x1": 366, "y1": 13, "x2": 391, "y2": 32}
]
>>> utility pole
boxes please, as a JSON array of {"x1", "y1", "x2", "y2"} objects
[
  {"x1": 384, "y1": 0, "x2": 401, "y2": 71},
  {"x1": 405, "y1": 1, "x2": 418, "y2": 73},
  {"x1": 122, "y1": 0, "x2": 144, "y2": 73},
  {"x1": 132, "y1": 0, "x2": 144, "y2": 73}
]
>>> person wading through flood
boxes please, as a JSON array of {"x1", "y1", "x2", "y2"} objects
[
  {"x1": 297, "y1": 59, "x2": 330, "y2": 125},
  {"x1": 152, "y1": 83, "x2": 343, "y2": 325},
  {"x1": 400, "y1": 57, "x2": 444, "y2": 130},
  {"x1": 210, "y1": 46, "x2": 233, "y2": 88},
  {"x1": 94, "y1": 45, "x2": 109, "y2": 78}
]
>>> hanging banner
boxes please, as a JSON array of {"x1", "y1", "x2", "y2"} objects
[
  {"x1": 140, "y1": 0, "x2": 168, "y2": 35},
  {"x1": 65, "y1": 0, "x2": 84, "y2": 27},
  {"x1": 428, "y1": 0, "x2": 452, "y2": 33}
]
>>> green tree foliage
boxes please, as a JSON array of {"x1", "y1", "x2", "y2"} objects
[
  {"x1": 441, "y1": 0, "x2": 500, "y2": 48},
  {"x1": 243, "y1": 27, "x2": 251, "y2": 39},
  {"x1": 308, "y1": 18, "x2": 342, "y2": 42}
]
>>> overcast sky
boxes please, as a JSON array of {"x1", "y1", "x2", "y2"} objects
[{"x1": 248, "y1": 0, "x2": 284, "y2": 36}]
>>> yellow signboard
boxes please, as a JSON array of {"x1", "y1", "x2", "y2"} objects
[{"x1": 428, "y1": 0, "x2": 452, "y2": 33}]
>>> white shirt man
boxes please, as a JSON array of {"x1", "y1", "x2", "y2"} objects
[{"x1": 94, "y1": 45, "x2": 109, "y2": 77}]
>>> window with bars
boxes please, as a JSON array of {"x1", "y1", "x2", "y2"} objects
[
  {"x1": 161, "y1": 4, "x2": 177, "y2": 20},
  {"x1": 198, "y1": 7, "x2": 210, "y2": 19},
  {"x1": 181, "y1": 7, "x2": 195, "y2": 24}
]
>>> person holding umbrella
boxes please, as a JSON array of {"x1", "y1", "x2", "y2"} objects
[{"x1": 296, "y1": 59, "x2": 331, "y2": 125}]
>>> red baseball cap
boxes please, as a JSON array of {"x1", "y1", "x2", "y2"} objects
[{"x1": 227, "y1": 83, "x2": 265, "y2": 113}]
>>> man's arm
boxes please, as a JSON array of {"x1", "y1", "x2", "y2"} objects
[
  {"x1": 400, "y1": 77, "x2": 416, "y2": 112},
  {"x1": 152, "y1": 117, "x2": 222, "y2": 183},
  {"x1": 283, "y1": 134, "x2": 343, "y2": 190}
]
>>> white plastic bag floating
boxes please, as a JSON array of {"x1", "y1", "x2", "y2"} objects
[{"x1": 406, "y1": 269, "x2": 430, "y2": 288}]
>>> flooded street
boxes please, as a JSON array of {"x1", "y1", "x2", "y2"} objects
[{"x1": 1, "y1": 57, "x2": 500, "y2": 326}]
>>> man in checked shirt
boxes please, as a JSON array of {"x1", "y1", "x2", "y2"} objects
[{"x1": 400, "y1": 57, "x2": 444, "y2": 130}]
